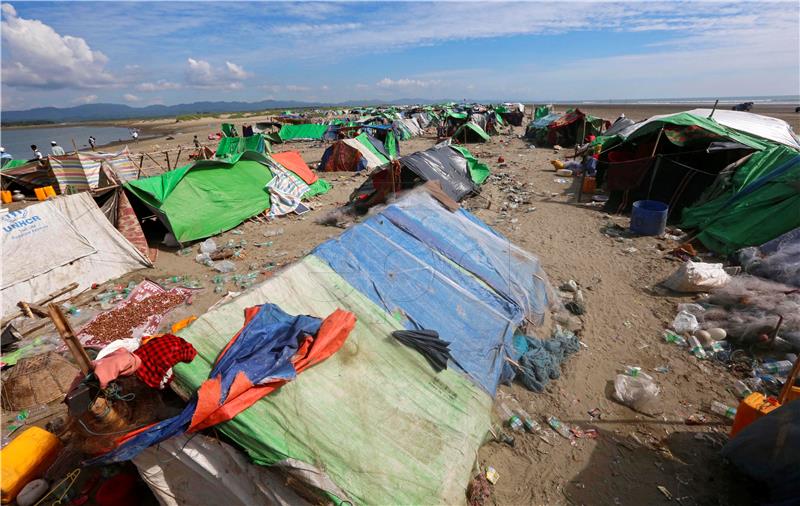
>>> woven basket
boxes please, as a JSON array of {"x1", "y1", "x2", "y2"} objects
[{"x1": 1, "y1": 352, "x2": 79, "y2": 411}]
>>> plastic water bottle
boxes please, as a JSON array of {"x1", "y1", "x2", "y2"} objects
[
  {"x1": 709, "y1": 401, "x2": 737, "y2": 419},
  {"x1": 758, "y1": 360, "x2": 793, "y2": 376},
  {"x1": 546, "y1": 415, "x2": 572, "y2": 439},
  {"x1": 663, "y1": 330, "x2": 687, "y2": 346},
  {"x1": 499, "y1": 403, "x2": 523, "y2": 432},
  {"x1": 732, "y1": 380, "x2": 753, "y2": 398},
  {"x1": 688, "y1": 335, "x2": 707, "y2": 359},
  {"x1": 516, "y1": 408, "x2": 542, "y2": 433}
]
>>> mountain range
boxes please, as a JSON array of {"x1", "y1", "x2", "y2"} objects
[{"x1": 1, "y1": 98, "x2": 447, "y2": 124}]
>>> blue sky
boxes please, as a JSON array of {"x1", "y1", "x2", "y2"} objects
[{"x1": 2, "y1": 1, "x2": 799, "y2": 109}]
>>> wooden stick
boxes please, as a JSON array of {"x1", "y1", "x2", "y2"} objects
[
  {"x1": 173, "y1": 148, "x2": 182, "y2": 169},
  {"x1": 137, "y1": 154, "x2": 145, "y2": 178},
  {"x1": 144, "y1": 152, "x2": 165, "y2": 171},
  {"x1": 71, "y1": 138, "x2": 79, "y2": 154},
  {"x1": 2, "y1": 282, "x2": 79, "y2": 326},
  {"x1": 48, "y1": 304, "x2": 92, "y2": 375},
  {"x1": 164, "y1": 151, "x2": 171, "y2": 171}
]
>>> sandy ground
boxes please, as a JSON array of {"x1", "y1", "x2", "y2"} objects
[{"x1": 10, "y1": 103, "x2": 792, "y2": 503}]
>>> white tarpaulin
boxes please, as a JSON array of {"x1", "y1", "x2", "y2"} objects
[
  {"x1": 133, "y1": 434, "x2": 311, "y2": 506},
  {"x1": 1, "y1": 193, "x2": 151, "y2": 317},
  {"x1": 399, "y1": 118, "x2": 424, "y2": 136},
  {"x1": 342, "y1": 138, "x2": 386, "y2": 169}
]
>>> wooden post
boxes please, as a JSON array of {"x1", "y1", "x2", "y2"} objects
[
  {"x1": 71, "y1": 138, "x2": 79, "y2": 155},
  {"x1": 137, "y1": 154, "x2": 145, "y2": 178},
  {"x1": 173, "y1": 148, "x2": 182, "y2": 169},
  {"x1": 48, "y1": 304, "x2": 92, "y2": 375},
  {"x1": 164, "y1": 151, "x2": 171, "y2": 171}
]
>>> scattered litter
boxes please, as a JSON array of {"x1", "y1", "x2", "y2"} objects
[
  {"x1": 654, "y1": 366, "x2": 670, "y2": 373},
  {"x1": 671, "y1": 311, "x2": 699, "y2": 334},
  {"x1": 587, "y1": 408, "x2": 601, "y2": 419},
  {"x1": 263, "y1": 227, "x2": 285, "y2": 237},
  {"x1": 485, "y1": 466, "x2": 500, "y2": 485},
  {"x1": 622, "y1": 247, "x2": 638, "y2": 254},
  {"x1": 546, "y1": 415, "x2": 572, "y2": 439},
  {"x1": 613, "y1": 372, "x2": 660, "y2": 414},
  {"x1": 685, "y1": 414, "x2": 707, "y2": 425},
  {"x1": 663, "y1": 261, "x2": 731, "y2": 293},
  {"x1": 554, "y1": 178, "x2": 569, "y2": 184},
  {"x1": 657, "y1": 485, "x2": 673, "y2": 501}
]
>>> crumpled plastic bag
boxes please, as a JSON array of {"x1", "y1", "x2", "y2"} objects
[
  {"x1": 200, "y1": 238, "x2": 217, "y2": 254},
  {"x1": 672, "y1": 310, "x2": 699, "y2": 334},
  {"x1": 613, "y1": 373, "x2": 661, "y2": 414},
  {"x1": 663, "y1": 261, "x2": 730, "y2": 293}
]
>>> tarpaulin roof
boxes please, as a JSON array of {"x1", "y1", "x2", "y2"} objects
[
  {"x1": 596, "y1": 112, "x2": 777, "y2": 152},
  {"x1": 400, "y1": 144, "x2": 477, "y2": 200},
  {"x1": 1, "y1": 193, "x2": 151, "y2": 317},
  {"x1": 215, "y1": 135, "x2": 269, "y2": 159},
  {"x1": 270, "y1": 151, "x2": 317, "y2": 184},
  {"x1": 166, "y1": 255, "x2": 491, "y2": 504},
  {"x1": 452, "y1": 122, "x2": 491, "y2": 143},
  {"x1": 278, "y1": 124, "x2": 328, "y2": 141},
  {"x1": 680, "y1": 143, "x2": 800, "y2": 254},
  {"x1": 450, "y1": 144, "x2": 490, "y2": 185},
  {"x1": 315, "y1": 190, "x2": 554, "y2": 393},
  {"x1": 125, "y1": 152, "x2": 273, "y2": 244}
]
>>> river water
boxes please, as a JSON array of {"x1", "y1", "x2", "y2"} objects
[{"x1": 0, "y1": 125, "x2": 136, "y2": 159}]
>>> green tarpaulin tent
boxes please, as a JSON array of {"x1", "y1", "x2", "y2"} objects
[
  {"x1": 215, "y1": 134, "x2": 269, "y2": 159},
  {"x1": 125, "y1": 152, "x2": 273, "y2": 244},
  {"x1": 278, "y1": 124, "x2": 328, "y2": 141},
  {"x1": 680, "y1": 144, "x2": 800, "y2": 253},
  {"x1": 453, "y1": 122, "x2": 491, "y2": 143}
]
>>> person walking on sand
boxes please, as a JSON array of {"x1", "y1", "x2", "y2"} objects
[
  {"x1": 130, "y1": 128, "x2": 139, "y2": 142},
  {"x1": 193, "y1": 135, "x2": 200, "y2": 149},
  {"x1": 88, "y1": 136, "x2": 97, "y2": 150},
  {"x1": 50, "y1": 141, "x2": 65, "y2": 156}
]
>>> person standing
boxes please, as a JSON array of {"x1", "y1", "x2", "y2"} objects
[
  {"x1": 193, "y1": 135, "x2": 201, "y2": 149},
  {"x1": 88, "y1": 136, "x2": 97, "y2": 150},
  {"x1": 50, "y1": 141, "x2": 65, "y2": 156},
  {"x1": 130, "y1": 129, "x2": 139, "y2": 142}
]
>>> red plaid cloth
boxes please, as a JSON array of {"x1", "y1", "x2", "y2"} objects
[{"x1": 134, "y1": 334, "x2": 196, "y2": 389}]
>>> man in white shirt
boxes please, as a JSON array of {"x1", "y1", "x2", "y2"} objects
[{"x1": 50, "y1": 141, "x2": 65, "y2": 156}]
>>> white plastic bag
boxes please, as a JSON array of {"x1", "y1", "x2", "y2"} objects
[
  {"x1": 200, "y1": 238, "x2": 218, "y2": 254},
  {"x1": 613, "y1": 373, "x2": 660, "y2": 414},
  {"x1": 213, "y1": 260, "x2": 235, "y2": 273},
  {"x1": 672, "y1": 310, "x2": 699, "y2": 334},
  {"x1": 663, "y1": 261, "x2": 731, "y2": 293}
]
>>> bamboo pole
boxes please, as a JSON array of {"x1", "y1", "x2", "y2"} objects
[{"x1": 48, "y1": 304, "x2": 92, "y2": 375}]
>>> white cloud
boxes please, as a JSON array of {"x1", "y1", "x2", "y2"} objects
[
  {"x1": 184, "y1": 58, "x2": 250, "y2": 88},
  {"x1": 354, "y1": 83, "x2": 369, "y2": 90},
  {"x1": 285, "y1": 84, "x2": 311, "y2": 92},
  {"x1": 321, "y1": 84, "x2": 329, "y2": 91},
  {"x1": 1, "y1": 4, "x2": 115, "y2": 89},
  {"x1": 72, "y1": 94, "x2": 98, "y2": 104},
  {"x1": 122, "y1": 93, "x2": 140, "y2": 102},
  {"x1": 376, "y1": 78, "x2": 441, "y2": 88},
  {"x1": 225, "y1": 61, "x2": 250, "y2": 79},
  {"x1": 136, "y1": 80, "x2": 181, "y2": 92}
]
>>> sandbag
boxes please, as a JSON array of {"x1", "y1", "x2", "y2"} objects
[{"x1": 663, "y1": 261, "x2": 730, "y2": 293}]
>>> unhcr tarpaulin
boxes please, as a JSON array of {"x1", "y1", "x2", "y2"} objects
[
  {"x1": 315, "y1": 190, "x2": 554, "y2": 394},
  {"x1": 278, "y1": 124, "x2": 328, "y2": 141},
  {"x1": 680, "y1": 144, "x2": 800, "y2": 254},
  {"x1": 125, "y1": 152, "x2": 273, "y2": 244},
  {"x1": 1, "y1": 193, "x2": 151, "y2": 317},
  {"x1": 169, "y1": 256, "x2": 492, "y2": 504}
]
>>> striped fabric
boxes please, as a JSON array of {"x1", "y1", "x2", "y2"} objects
[
  {"x1": 265, "y1": 163, "x2": 309, "y2": 217},
  {"x1": 48, "y1": 148, "x2": 138, "y2": 193}
]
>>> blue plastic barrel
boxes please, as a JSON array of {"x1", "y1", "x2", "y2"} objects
[{"x1": 630, "y1": 200, "x2": 668, "y2": 236}]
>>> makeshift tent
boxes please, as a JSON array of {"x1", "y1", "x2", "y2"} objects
[
  {"x1": 1, "y1": 193, "x2": 152, "y2": 317},
  {"x1": 277, "y1": 124, "x2": 328, "y2": 142},
  {"x1": 121, "y1": 189, "x2": 552, "y2": 504},
  {"x1": 318, "y1": 133, "x2": 390, "y2": 172},
  {"x1": 593, "y1": 110, "x2": 798, "y2": 221},
  {"x1": 350, "y1": 144, "x2": 484, "y2": 210},
  {"x1": 125, "y1": 152, "x2": 273, "y2": 244},
  {"x1": 544, "y1": 109, "x2": 607, "y2": 146},
  {"x1": 680, "y1": 144, "x2": 800, "y2": 254},
  {"x1": 452, "y1": 122, "x2": 491, "y2": 143},
  {"x1": 270, "y1": 151, "x2": 331, "y2": 199},
  {"x1": 606, "y1": 109, "x2": 800, "y2": 150},
  {"x1": 525, "y1": 112, "x2": 562, "y2": 144},
  {"x1": 215, "y1": 134, "x2": 269, "y2": 159},
  {"x1": 317, "y1": 190, "x2": 554, "y2": 393}
]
